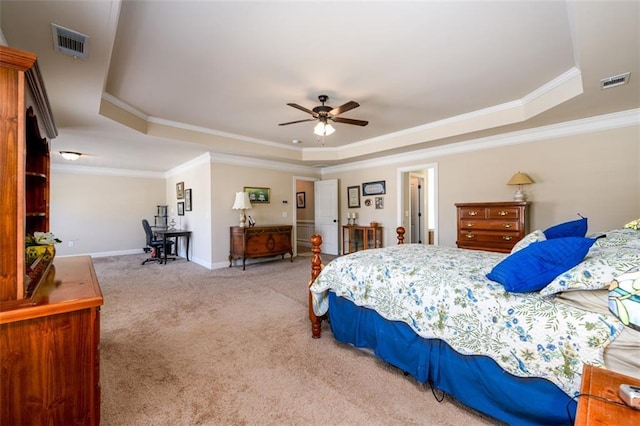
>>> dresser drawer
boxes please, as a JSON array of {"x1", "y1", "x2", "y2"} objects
[
  {"x1": 459, "y1": 219, "x2": 521, "y2": 232},
  {"x1": 459, "y1": 230, "x2": 521, "y2": 244},
  {"x1": 458, "y1": 207, "x2": 487, "y2": 219},
  {"x1": 487, "y1": 207, "x2": 521, "y2": 219}
]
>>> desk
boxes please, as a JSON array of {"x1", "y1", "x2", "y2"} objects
[
  {"x1": 342, "y1": 225, "x2": 383, "y2": 254},
  {"x1": 575, "y1": 364, "x2": 640, "y2": 425},
  {"x1": 155, "y1": 229, "x2": 192, "y2": 264}
]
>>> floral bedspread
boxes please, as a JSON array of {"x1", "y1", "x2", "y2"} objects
[{"x1": 310, "y1": 244, "x2": 624, "y2": 397}]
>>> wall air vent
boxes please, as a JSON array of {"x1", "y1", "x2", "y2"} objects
[
  {"x1": 600, "y1": 72, "x2": 630, "y2": 89},
  {"x1": 51, "y1": 23, "x2": 89, "y2": 60}
]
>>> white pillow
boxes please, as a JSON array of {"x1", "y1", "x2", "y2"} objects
[{"x1": 511, "y1": 229, "x2": 546, "y2": 254}]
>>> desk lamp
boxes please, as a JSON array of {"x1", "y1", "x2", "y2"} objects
[{"x1": 232, "y1": 191, "x2": 252, "y2": 227}]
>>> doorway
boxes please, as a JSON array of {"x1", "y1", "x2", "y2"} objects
[
  {"x1": 293, "y1": 176, "x2": 318, "y2": 256},
  {"x1": 397, "y1": 164, "x2": 437, "y2": 245}
]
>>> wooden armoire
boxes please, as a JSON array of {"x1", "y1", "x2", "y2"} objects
[{"x1": 0, "y1": 45, "x2": 103, "y2": 425}]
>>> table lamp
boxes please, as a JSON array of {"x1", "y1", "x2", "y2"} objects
[
  {"x1": 232, "y1": 191, "x2": 252, "y2": 227},
  {"x1": 507, "y1": 172, "x2": 534, "y2": 201}
]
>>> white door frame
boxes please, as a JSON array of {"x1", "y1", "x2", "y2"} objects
[
  {"x1": 293, "y1": 175, "x2": 318, "y2": 256},
  {"x1": 396, "y1": 163, "x2": 439, "y2": 245}
]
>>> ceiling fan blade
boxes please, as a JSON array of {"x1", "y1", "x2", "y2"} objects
[
  {"x1": 332, "y1": 117, "x2": 369, "y2": 126},
  {"x1": 329, "y1": 101, "x2": 359, "y2": 116},
  {"x1": 287, "y1": 103, "x2": 317, "y2": 116},
  {"x1": 278, "y1": 118, "x2": 316, "y2": 126}
]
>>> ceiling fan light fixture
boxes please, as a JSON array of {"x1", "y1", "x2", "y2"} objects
[{"x1": 314, "y1": 121, "x2": 335, "y2": 136}]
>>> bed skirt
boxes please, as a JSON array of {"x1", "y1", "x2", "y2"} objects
[{"x1": 328, "y1": 292, "x2": 576, "y2": 426}]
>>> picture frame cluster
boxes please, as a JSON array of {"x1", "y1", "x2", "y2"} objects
[{"x1": 176, "y1": 182, "x2": 193, "y2": 215}]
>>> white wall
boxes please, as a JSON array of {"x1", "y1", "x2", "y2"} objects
[
  {"x1": 51, "y1": 171, "x2": 165, "y2": 256},
  {"x1": 165, "y1": 154, "x2": 212, "y2": 267}
]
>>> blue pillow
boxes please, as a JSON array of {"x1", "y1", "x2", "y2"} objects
[
  {"x1": 543, "y1": 217, "x2": 588, "y2": 239},
  {"x1": 486, "y1": 237, "x2": 596, "y2": 293}
]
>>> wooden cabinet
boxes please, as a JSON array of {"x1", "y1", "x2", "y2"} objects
[
  {"x1": 229, "y1": 225, "x2": 293, "y2": 270},
  {"x1": 0, "y1": 256, "x2": 103, "y2": 425},
  {"x1": 0, "y1": 46, "x2": 102, "y2": 425},
  {"x1": 575, "y1": 364, "x2": 640, "y2": 425},
  {"x1": 0, "y1": 45, "x2": 56, "y2": 301},
  {"x1": 456, "y1": 202, "x2": 530, "y2": 253},
  {"x1": 342, "y1": 225, "x2": 384, "y2": 254}
]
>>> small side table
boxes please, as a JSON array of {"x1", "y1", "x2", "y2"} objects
[{"x1": 575, "y1": 364, "x2": 640, "y2": 425}]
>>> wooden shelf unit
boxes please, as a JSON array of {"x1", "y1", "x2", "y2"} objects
[
  {"x1": 0, "y1": 45, "x2": 103, "y2": 425},
  {"x1": 342, "y1": 225, "x2": 384, "y2": 254}
]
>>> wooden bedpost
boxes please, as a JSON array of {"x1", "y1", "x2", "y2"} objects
[
  {"x1": 309, "y1": 234, "x2": 326, "y2": 338},
  {"x1": 308, "y1": 229, "x2": 407, "y2": 338}
]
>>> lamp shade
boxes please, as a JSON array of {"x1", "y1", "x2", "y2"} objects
[
  {"x1": 313, "y1": 121, "x2": 335, "y2": 136},
  {"x1": 507, "y1": 172, "x2": 534, "y2": 186},
  {"x1": 232, "y1": 191, "x2": 252, "y2": 210}
]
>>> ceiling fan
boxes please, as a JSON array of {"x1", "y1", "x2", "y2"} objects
[{"x1": 278, "y1": 95, "x2": 368, "y2": 136}]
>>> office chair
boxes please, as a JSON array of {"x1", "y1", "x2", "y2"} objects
[{"x1": 141, "y1": 219, "x2": 175, "y2": 265}]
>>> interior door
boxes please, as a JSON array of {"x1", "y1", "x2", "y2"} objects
[{"x1": 314, "y1": 179, "x2": 339, "y2": 255}]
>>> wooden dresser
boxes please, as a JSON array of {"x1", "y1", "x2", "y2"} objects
[
  {"x1": 456, "y1": 201, "x2": 530, "y2": 253},
  {"x1": 229, "y1": 225, "x2": 293, "y2": 270}
]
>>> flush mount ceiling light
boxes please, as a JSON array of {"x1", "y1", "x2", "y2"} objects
[{"x1": 60, "y1": 151, "x2": 82, "y2": 161}]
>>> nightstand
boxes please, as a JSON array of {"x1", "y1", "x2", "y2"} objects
[{"x1": 575, "y1": 364, "x2": 640, "y2": 425}]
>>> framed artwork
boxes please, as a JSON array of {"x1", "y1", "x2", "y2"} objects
[
  {"x1": 347, "y1": 186, "x2": 360, "y2": 208},
  {"x1": 375, "y1": 196, "x2": 384, "y2": 209},
  {"x1": 177, "y1": 201, "x2": 185, "y2": 216},
  {"x1": 362, "y1": 180, "x2": 386, "y2": 196},
  {"x1": 244, "y1": 186, "x2": 270, "y2": 203},
  {"x1": 296, "y1": 191, "x2": 306, "y2": 208},
  {"x1": 185, "y1": 188, "x2": 192, "y2": 211},
  {"x1": 176, "y1": 182, "x2": 185, "y2": 199}
]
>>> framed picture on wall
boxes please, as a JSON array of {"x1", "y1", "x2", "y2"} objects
[
  {"x1": 176, "y1": 182, "x2": 185, "y2": 199},
  {"x1": 362, "y1": 180, "x2": 386, "y2": 196},
  {"x1": 177, "y1": 201, "x2": 185, "y2": 216},
  {"x1": 185, "y1": 189, "x2": 192, "y2": 211},
  {"x1": 296, "y1": 191, "x2": 305, "y2": 208},
  {"x1": 244, "y1": 186, "x2": 270, "y2": 203},
  {"x1": 347, "y1": 186, "x2": 360, "y2": 208}
]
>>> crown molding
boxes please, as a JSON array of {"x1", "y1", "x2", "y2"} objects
[
  {"x1": 322, "y1": 108, "x2": 639, "y2": 175},
  {"x1": 51, "y1": 163, "x2": 165, "y2": 178}
]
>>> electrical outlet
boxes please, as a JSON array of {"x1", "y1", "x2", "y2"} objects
[
  {"x1": 68, "y1": 241, "x2": 74, "y2": 247},
  {"x1": 282, "y1": 212, "x2": 288, "y2": 217}
]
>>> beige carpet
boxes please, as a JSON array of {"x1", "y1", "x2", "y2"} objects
[{"x1": 95, "y1": 254, "x2": 499, "y2": 425}]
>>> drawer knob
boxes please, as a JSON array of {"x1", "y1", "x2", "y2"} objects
[
  {"x1": 498, "y1": 211, "x2": 509, "y2": 216},
  {"x1": 466, "y1": 222, "x2": 474, "y2": 227},
  {"x1": 502, "y1": 236, "x2": 513, "y2": 241},
  {"x1": 503, "y1": 223, "x2": 512, "y2": 228},
  {"x1": 468, "y1": 211, "x2": 478, "y2": 216},
  {"x1": 466, "y1": 233, "x2": 475, "y2": 239}
]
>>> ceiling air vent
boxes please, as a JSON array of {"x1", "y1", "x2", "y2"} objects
[
  {"x1": 51, "y1": 23, "x2": 89, "y2": 60},
  {"x1": 600, "y1": 72, "x2": 630, "y2": 90}
]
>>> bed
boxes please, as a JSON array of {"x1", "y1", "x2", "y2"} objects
[{"x1": 307, "y1": 224, "x2": 640, "y2": 425}]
